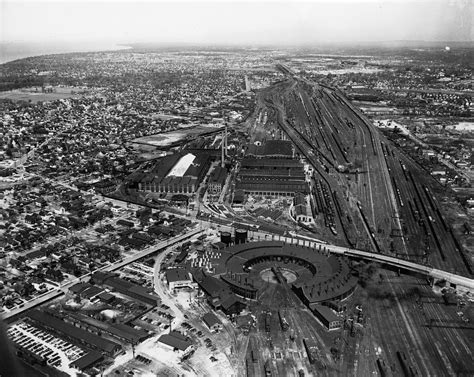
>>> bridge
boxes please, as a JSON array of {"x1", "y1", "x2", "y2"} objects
[
  {"x1": 196, "y1": 217, "x2": 473, "y2": 293},
  {"x1": 340, "y1": 247, "x2": 474, "y2": 292},
  {"x1": 263, "y1": 234, "x2": 474, "y2": 293}
]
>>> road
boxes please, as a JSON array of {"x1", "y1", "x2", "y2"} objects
[
  {"x1": 380, "y1": 119, "x2": 470, "y2": 183},
  {"x1": 2, "y1": 227, "x2": 204, "y2": 322}
]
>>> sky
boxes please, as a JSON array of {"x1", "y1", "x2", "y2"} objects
[{"x1": 1, "y1": 0, "x2": 473, "y2": 45}]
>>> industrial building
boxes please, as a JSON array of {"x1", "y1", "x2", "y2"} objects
[
  {"x1": 7, "y1": 320, "x2": 89, "y2": 372},
  {"x1": 207, "y1": 166, "x2": 228, "y2": 198},
  {"x1": 311, "y1": 305, "x2": 342, "y2": 330},
  {"x1": 292, "y1": 192, "x2": 314, "y2": 223},
  {"x1": 91, "y1": 271, "x2": 159, "y2": 306},
  {"x1": 136, "y1": 152, "x2": 213, "y2": 195},
  {"x1": 165, "y1": 268, "x2": 196, "y2": 290},
  {"x1": 26, "y1": 310, "x2": 122, "y2": 356},
  {"x1": 214, "y1": 241, "x2": 357, "y2": 306},
  {"x1": 220, "y1": 273, "x2": 258, "y2": 299},
  {"x1": 61, "y1": 312, "x2": 149, "y2": 344},
  {"x1": 69, "y1": 282, "x2": 104, "y2": 301},
  {"x1": 70, "y1": 351, "x2": 104, "y2": 372},
  {"x1": 158, "y1": 331, "x2": 194, "y2": 356},
  {"x1": 186, "y1": 241, "x2": 355, "y2": 323},
  {"x1": 232, "y1": 189, "x2": 245, "y2": 208},
  {"x1": 236, "y1": 157, "x2": 309, "y2": 197},
  {"x1": 194, "y1": 274, "x2": 247, "y2": 315},
  {"x1": 202, "y1": 312, "x2": 223, "y2": 332},
  {"x1": 220, "y1": 294, "x2": 247, "y2": 316}
]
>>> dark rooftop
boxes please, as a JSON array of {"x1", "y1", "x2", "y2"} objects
[
  {"x1": 311, "y1": 304, "x2": 340, "y2": 322},
  {"x1": 166, "y1": 268, "x2": 191, "y2": 283},
  {"x1": 69, "y1": 282, "x2": 90, "y2": 295},
  {"x1": 202, "y1": 312, "x2": 221, "y2": 328},
  {"x1": 209, "y1": 166, "x2": 227, "y2": 185},
  {"x1": 70, "y1": 351, "x2": 103, "y2": 371},
  {"x1": 196, "y1": 275, "x2": 230, "y2": 298},
  {"x1": 241, "y1": 157, "x2": 302, "y2": 169},
  {"x1": 247, "y1": 140, "x2": 293, "y2": 158},
  {"x1": 158, "y1": 332, "x2": 193, "y2": 351},
  {"x1": 27, "y1": 310, "x2": 121, "y2": 354}
]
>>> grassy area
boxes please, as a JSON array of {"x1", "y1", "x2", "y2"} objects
[{"x1": 0, "y1": 87, "x2": 85, "y2": 103}]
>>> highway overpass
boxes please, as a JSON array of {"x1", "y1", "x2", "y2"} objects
[
  {"x1": 269, "y1": 234, "x2": 474, "y2": 293},
  {"x1": 2, "y1": 227, "x2": 204, "y2": 322},
  {"x1": 195, "y1": 215, "x2": 473, "y2": 293}
]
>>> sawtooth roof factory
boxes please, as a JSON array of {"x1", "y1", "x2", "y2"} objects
[
  {"x1": 236, "y1": 157, "x2": 309, "y2": 197},
  {"x1": 236, "y1": 139, "x2": 309, "y2": 198}
]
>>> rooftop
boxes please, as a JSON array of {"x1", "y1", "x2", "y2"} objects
[
  {"x1": 241, "y1": 157, "x2": 303, "y2": 169},
  {"x1": 166, "y1": 268, "x2": 191, "y2": 283},
  {"x1": 247, "y1": 140, "x2": 293, "y2": 158},
  {"x1": 167, "y1": 153, "x2": 196, "y2": 177},
  {"x1": 209, "y1": 166, "x2": 228, "y2": 185},
  {"x1": 202, "y1": 312, "x2": 221, "y2": 328},
  {"x1": 311, "y1": 304, "x2": 340, "y2": 322},
  {"x1": 158, "y1": 331, "x2": 193, "y2": 351},
  {"x1": 70, "y1": 351, "x2": 103, "y2": 371},
  {"x1": 27, "y1": 310, "x2": 121, "y2": 354}
]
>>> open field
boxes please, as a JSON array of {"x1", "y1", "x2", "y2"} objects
[
  {"x1": 132, "y1": 125, "x2": 224, "y2": 147},
  {"x1": 0, "y1": 86, "x2": 85, "y2": 103}
]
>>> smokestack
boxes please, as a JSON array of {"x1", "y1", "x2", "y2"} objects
[
  {"x1": 221, "y1": 129, "x2": 225, "y2": 168},
  {"x1": 224, "y1": 124, "x2": 228, "y2": 157}
]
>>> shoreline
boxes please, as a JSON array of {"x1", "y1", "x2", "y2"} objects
[{"x1": 0, "y1": 43, "x2": 132, "y2": 65}]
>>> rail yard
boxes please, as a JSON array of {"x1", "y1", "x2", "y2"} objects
[
  {"x1": 2, "y1": 45, "x2": 473, "y2": 377},
  {"x1": 257, "y1": 65, "x2": 472, "y2": 278},
  {"x1": 234, "y1": 65, "x2": 474, "y2": 377}
]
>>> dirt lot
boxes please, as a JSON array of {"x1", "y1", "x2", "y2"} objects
[{"x1": 133, "y1": 125, "x2": 223, "y2": 147}]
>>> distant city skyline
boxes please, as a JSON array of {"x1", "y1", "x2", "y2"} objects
[{"x1": 1, "y1": 0, "x2": 472, "y2": 45}]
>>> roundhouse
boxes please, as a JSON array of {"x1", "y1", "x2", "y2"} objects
[{"x1": 218, "y1": 241, "x2": 357, "y2": 306}]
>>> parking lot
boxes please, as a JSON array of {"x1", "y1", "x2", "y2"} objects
[{"x1": 7, "y1": 320, "x2": 86, "y2": 370}]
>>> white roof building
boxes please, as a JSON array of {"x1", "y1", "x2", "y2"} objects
[{"x1": 166, "y1": 153, "x2": 196, "y2": 177}]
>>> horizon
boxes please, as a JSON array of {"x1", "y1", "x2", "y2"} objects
[
  {"x1": 1, "y1": 38, "x2": 472, "y2": 65},
  {"x1": 1, "y1": 1, "x2": 473, "y2": 46},
  {"x1": 2, "y1": 39, "x2": 473, "y2": 48}
]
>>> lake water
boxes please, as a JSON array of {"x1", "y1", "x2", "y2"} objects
[{"x1": 0, "y1": 42, "x2": 131, "y2": 64}]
